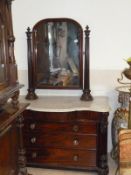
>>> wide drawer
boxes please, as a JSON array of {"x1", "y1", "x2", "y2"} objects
[
  {"x1": 26, "y1": 148, "x2": 96, "y2": 168},
  {"x1": 24, "y1": 133, "x2": 97, "y2": 150},
  {"x1": 23, "y1": 110, "x2": 102, "y2": 122},
  {"x1": 24, "y1": 110, "x2": 76, "y2": 122},
  {"x1": 24, "y1": 121, "x2": 97, "y2": 134}
]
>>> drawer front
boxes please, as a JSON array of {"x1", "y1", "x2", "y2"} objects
[
  {"x1": 24, "y1": 122, "x2": 97, "y2": 134},
  {"x1": 24, "y1": 110, "x2": 76, "y2": 122},
  {"x1": 24, "y1": 110, "x2": 102, "y2": 122},
  {"x1": 26, "y1": 148, "x2": 96, "y2": 168},
  {"x1": 24, "y1": 133, "x2": 97, "y2": 150}
]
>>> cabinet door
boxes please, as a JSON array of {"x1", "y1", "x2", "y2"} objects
[{"x1": 0, "y1": 123, "x2": 18, "y2": 175}]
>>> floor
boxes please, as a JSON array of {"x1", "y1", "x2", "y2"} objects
[{"x1": 28, "y1": 155, "x2": 117, "y2": 175}]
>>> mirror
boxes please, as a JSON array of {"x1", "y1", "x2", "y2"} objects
[
  {"x1": 0, "y1": 13, "x2": 8, "y2": 90},
  {"x1": 34, "y1": 20, "x2": 82, "y2": 88},
  {"x1": 26, "y1": 18, "x2": 92, "y2": 100}
]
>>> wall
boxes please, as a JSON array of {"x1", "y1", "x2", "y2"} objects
[{"x1": 12, "y1": 0, "x2": 131, "y2": 152}]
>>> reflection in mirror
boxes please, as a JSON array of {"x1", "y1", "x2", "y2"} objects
[
  {"x1": 0, "y1": 15, "x2": 7, "y2": 89},
  {"x1": 0, "y1": 23, "x2": 4, "y2": 83},
  {"x1": 34, "y1": 21, "x2": 82, "y2": 88}
]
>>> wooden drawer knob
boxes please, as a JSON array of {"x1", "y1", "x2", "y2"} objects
[
  {"x1": 73, "y1": 155, "x2": 79, "y2": 161},
  {"x1": 30, "y1": 123, "x2": 36, "y2": 130},
  {"x1": 72, "y1": 125, "x2": 79, "y2": 132},
  {"x1": 32, "y1": 152, "x2": 37, "y2": 158},
  {"x1": 10, "y1": 169, "x2": 15, "y2": 175},
  {"x1": 31, "y1": 137, "x2": 36, "y2": 143},
  {"x1": 73, "y1": 139, "x2": 79, "y2": 146}
]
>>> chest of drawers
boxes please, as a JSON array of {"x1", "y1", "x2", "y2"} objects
[
  {"x1": 21, "y1": 96, "x2": 110, "y2": 175},
  {"x1": 23, "y1": 109, "x2": 109, "y2": 174}
]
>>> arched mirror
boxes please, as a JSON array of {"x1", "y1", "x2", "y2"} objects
[{"x1": 26, "y1": 18, "x2": 92, "y2": 101}]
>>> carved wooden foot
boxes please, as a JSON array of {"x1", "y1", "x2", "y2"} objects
[
  {"x1": 98, "y1": 154, "x2": 109, "y2": 175},
  {"x1": 98, "y1": 168, "x2": 109, "y2": 175},
  {"x1": 25, "y1": 89, "x2": 38, "y2": 100},
  {"x1": 81, "y1": 89, "x2": 93, "y2": 101}
]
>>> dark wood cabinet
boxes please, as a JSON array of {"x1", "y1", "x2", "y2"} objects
[
  {"x1": 0, "y1": 0, "x2": 29, "y2": 175},
  {"x1": 23, "y1": 107, "x2": 109, "y2": 175},
  {"x1": 0, "y1": 0, "x2": 18, "y2": 93},
  {"x1": 0, "y1": 123, "x2": 18, "y2": 175},
  {"x1": 0, "y1": 103, "x2": 29, "y2": 175}
]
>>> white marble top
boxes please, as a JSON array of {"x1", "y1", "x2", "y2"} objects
[{"x1": 20, "y1": 96, "x2": 110, "y2": 113}]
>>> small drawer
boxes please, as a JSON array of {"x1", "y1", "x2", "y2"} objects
[
  {"x1": 24, "y1": 121, "x2": 97, "y2": 134},
  {"x1": 26, "y1": 148, "x2": 96, "y2": 168},
  {"x1": 24, "y1": 133, "x2": 97, "y2": 150}
]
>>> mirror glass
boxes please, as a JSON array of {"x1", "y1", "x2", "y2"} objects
[
  {"x1": 0, "y1": 15, "x2": 7, "y2": 89},
  {"x1": 33, "y1": 19, "x2": 83, "y2": 89}
]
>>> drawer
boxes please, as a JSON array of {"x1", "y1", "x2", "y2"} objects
[
  {"x1": 26, "y1": 148, "x2": 96, "y2": 168},
  {"x1": 24, "y1": 110, "x2": 102, "y2": 122},
  {"x1": 24, "y1": 110, "x2": 76, "y2": 122},
  {"x1": 24, "y1": 133, "x2": 97, "y2": 150},
  {"x1": 76, "y1": 111, "x2": 101, "y2": 121},
  {"x1": 24, "y1": 121, "x2": 97, "y2": 134}
]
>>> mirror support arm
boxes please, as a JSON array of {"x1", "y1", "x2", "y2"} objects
[
  {"x1": 25, "y1": 27, "x2": 38, "y2": 100},
  {"x1": 81, "y1": 26, "x2": 93, "y2": 101}
]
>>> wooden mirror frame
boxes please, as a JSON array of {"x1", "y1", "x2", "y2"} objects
[{"x1": 25, "y1": 18, "x2": 93, "y2": 101}]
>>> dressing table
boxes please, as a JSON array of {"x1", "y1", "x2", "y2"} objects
[{"x1": 23, "y1": 18, "x2": 110, "y2": 175}]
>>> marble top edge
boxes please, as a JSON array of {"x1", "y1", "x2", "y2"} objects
[
  {"x1": 20, "y1": 95, "x2": 110, "y2": 112},
  {"x1": 27, "y1": 108, "x2": 110, "y2": 113}
]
